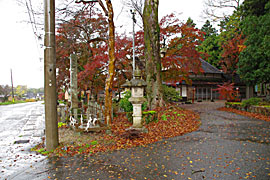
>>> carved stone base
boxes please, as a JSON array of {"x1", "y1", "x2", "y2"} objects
[{"x1": 125, "y1": 126, "x2": 148, "y2": 133}]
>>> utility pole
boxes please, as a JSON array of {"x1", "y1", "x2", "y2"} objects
[
  {"x1": 10, "y1": 69, "x2": 14, "y2": 103},
  {"x1": 44, "y1": 0, "x2": 59, "y2": 151},
  {"x1": 131, "y1": 9, "x2": 136, "y2": 78}
]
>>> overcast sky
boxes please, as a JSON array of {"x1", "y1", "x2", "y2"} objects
[{"x1": 0, "y1": 0, "x2": 206, "y2": 88}]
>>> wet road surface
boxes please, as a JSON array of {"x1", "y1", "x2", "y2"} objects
[
  {"x1": 0, "y1": 102, "x2": 45, "y2": 179},
  {"x1": 7, "y1": 101, "x2": 270, "y2": 180}
]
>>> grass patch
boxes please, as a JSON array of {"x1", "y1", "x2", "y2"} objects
[
  {"x1": 0, "y1": 100, "x2": 27, "y2": 106},
  {"x1": 225, "y1": 102, "x2": 242, "y2": 105}
]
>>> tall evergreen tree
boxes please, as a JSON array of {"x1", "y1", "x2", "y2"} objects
[
  {"x1": 201, "y1": 20, "x2": 218, "y2": 38},
  {"x1": 198, "y1": 20, "x2": 221, "y2": 68},
  {"x1": 238, "y1": 1, "x2": 270, "y2": 85},
  {"x1": 186, "y1": 17, "x2": 196, "y2": 27}
]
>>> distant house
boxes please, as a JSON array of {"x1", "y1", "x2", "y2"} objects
[
  {"x1": 24, "y1": 92, "x2": 35, "y2": 99},
  {"x1": 164, "y1": 59, "x2": 247, "y2": 101}
]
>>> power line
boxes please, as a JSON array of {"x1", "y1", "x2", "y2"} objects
[{"x1": 24, "y1": 0, "x2": 43, "y2": 62}]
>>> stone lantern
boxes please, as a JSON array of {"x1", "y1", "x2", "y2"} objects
[{"x1": 122, "y1": 68, "x2": 147, "y2": 129}]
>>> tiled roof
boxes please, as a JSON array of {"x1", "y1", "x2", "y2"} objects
[{"x1": 200, "y1": 58, "x2": 222, "y2": 74}]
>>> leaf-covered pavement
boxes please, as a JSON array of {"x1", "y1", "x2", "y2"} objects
[
  {"x1": 48, "y1": 105, "x2": 200, "y2": 157},
  {"x1": 10, "y1": 101, "x2": 270, "y2": 180},
  {"x1": 218, "y1": 107, "x2": 270, "y2": 122}
]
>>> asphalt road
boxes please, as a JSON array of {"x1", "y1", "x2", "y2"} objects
[
  {"x1": 0, "y1": 102, "x2": 46, "y2": 179},
  {"x1": 7, "y1": 101, "x2": 270, "y2": 180}
]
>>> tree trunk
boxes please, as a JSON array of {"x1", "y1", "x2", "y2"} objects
[
  {"x1": 104, "y1": 0, "x2": 115, "y2": 125},
  {"x1": 143, "y1": 0, "x2": 164, "y2": 109}
]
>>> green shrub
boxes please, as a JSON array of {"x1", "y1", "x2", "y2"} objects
[
  {"x1": 142, "y1": 101, "x2": 148, "y2": 111},
  {"x1": 58, "y1": 122, "x2": 67, "y2": 128},
  {"x1": 162, "y1": 85, "x2": 181, "y2": 102},
  {"x1": 119, "y1": 90, "x2": 148, "y2": 112},
  {"x1": 241, "y1": 97, "x2": 262, "y2": 108},
  {"x1": 119, "y1": 91, "x2": 133, "y2": 112},
  {"x1": 143, "y1": 110, "x2": 157, "y2": 124}
]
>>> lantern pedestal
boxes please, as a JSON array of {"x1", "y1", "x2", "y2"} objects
[{"x1": 122, "y1": 68, "x2": 147, "y2": 131}]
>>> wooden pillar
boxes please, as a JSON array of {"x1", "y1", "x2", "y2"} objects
[
  {"x1": 44, "y1": 0, "x2": 58, "y2": 151},
  {"x1": 211, "y1": 87, "x2": 213, "y2": 100}
]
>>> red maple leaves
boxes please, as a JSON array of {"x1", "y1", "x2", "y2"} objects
[
  {"x1": 220, "y1": 33, "x2": 246, "y2": 75},
  {"x1": 159, "y1": 14, "x2": 205, "y2": 85}
]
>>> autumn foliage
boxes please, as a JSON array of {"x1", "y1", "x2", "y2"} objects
[
  {"x1": 49, "y1": 105, "x2": 200, "y2": 157},
  {"x1": 56, "y1": 11, "x2": 205, "y2": 100},
  {"x1": 220, "y1": 33, "x2": 246, "y2": 75},
  {"x1": 159, "y1": 14, "x2": 205, "y2": 84},
  {"x1": 219, "y1": 107, "x2": 270, "y2": 122},
  {"x1": 56, "y1": 7, "x2": 108, "y2": 93},
  {"x1": 214, "y1": 82, "x2": 239, "y2": 102}
]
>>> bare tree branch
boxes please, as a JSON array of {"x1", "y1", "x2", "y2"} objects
[
  {"x1": 202, "y1": 0, "x2": 243, "y2": 22},
  {"x1": 122, "y1": 0, "x2": 144, "y2": 18},
  {"x1": 97, "y1": 0, "x2": 108, "y2": 16}
]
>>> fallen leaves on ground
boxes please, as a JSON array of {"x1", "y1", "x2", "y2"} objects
[
  {"x1": 218, "y1": 107, "x2": 270, "y2": 122},
  {"x1": 46, "y1": 104, "x2": 200, "y2": 157}
]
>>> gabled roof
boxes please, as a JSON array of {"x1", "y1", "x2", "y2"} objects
[
  {"x1": 171, "y1": 56, "x2": 222, "y2": 74},
  {"x1": 200, "y1": 58, "x2": 222, "y2": 74}
]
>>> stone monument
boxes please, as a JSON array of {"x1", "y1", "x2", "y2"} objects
[{"x1": 122, "y1": 68, "x2": 147, "y2": 130}]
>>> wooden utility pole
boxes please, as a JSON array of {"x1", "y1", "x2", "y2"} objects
[
  {"x1": 10, "y1": 69, "x2": 14, "y2": 103},
  {"x1": 44, "y1": 0, "x2": 59, "y2": 151}
]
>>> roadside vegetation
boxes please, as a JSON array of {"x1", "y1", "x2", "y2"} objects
[
  {"x1": 0, "y1": 99, "x2": 37, "y2": 106},
  {"x1": 0, "y1": 100, "x2": 27, "y2": 106},
  {"x1": 219, "y1": 97, "x2": 270, "y2": 122},
  {"x1": 32, "y1": 104, "x2": 200, "y2": 157},
  {"x1": 219, "y1": 106, "x2": 270, "y2": 122}
]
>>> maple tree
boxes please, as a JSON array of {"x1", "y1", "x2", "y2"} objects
[
  {"x1": 56, "y1": 6, "x2": 108, "y2": 93},
  {"x1": 214, "y1": 82, "x2": 239, "y2": 102},
  {"x1": 71, "y1": 0, "x2": 118, "y2": 126},
  {"x1": 159, "y1": 14, "x2": 204, "y2": 85},
  {"x1": 215, "y1": 12, "x2": 246, "y2": 82},
  {"x1": 78, "y1": 34, "x2": 133, "y2": 100},
  {"x1": 220, "y1": 32, "x2": 245, "y2": 76}
]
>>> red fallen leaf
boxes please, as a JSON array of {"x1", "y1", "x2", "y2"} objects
[
  {"x1": 218, "y1": 107, "x2": 270, "y2": 122},
  {"x1": 49, "y1": 104, "x2": 200, "y2": 157}
]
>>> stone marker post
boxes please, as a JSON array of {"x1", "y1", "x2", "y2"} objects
[
  {"x1": 122, "y1": 68, "x2": 146, "y2": 130},
  {"x1": 70, "y1": 53, "x2": 78, "y2": 119}
]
